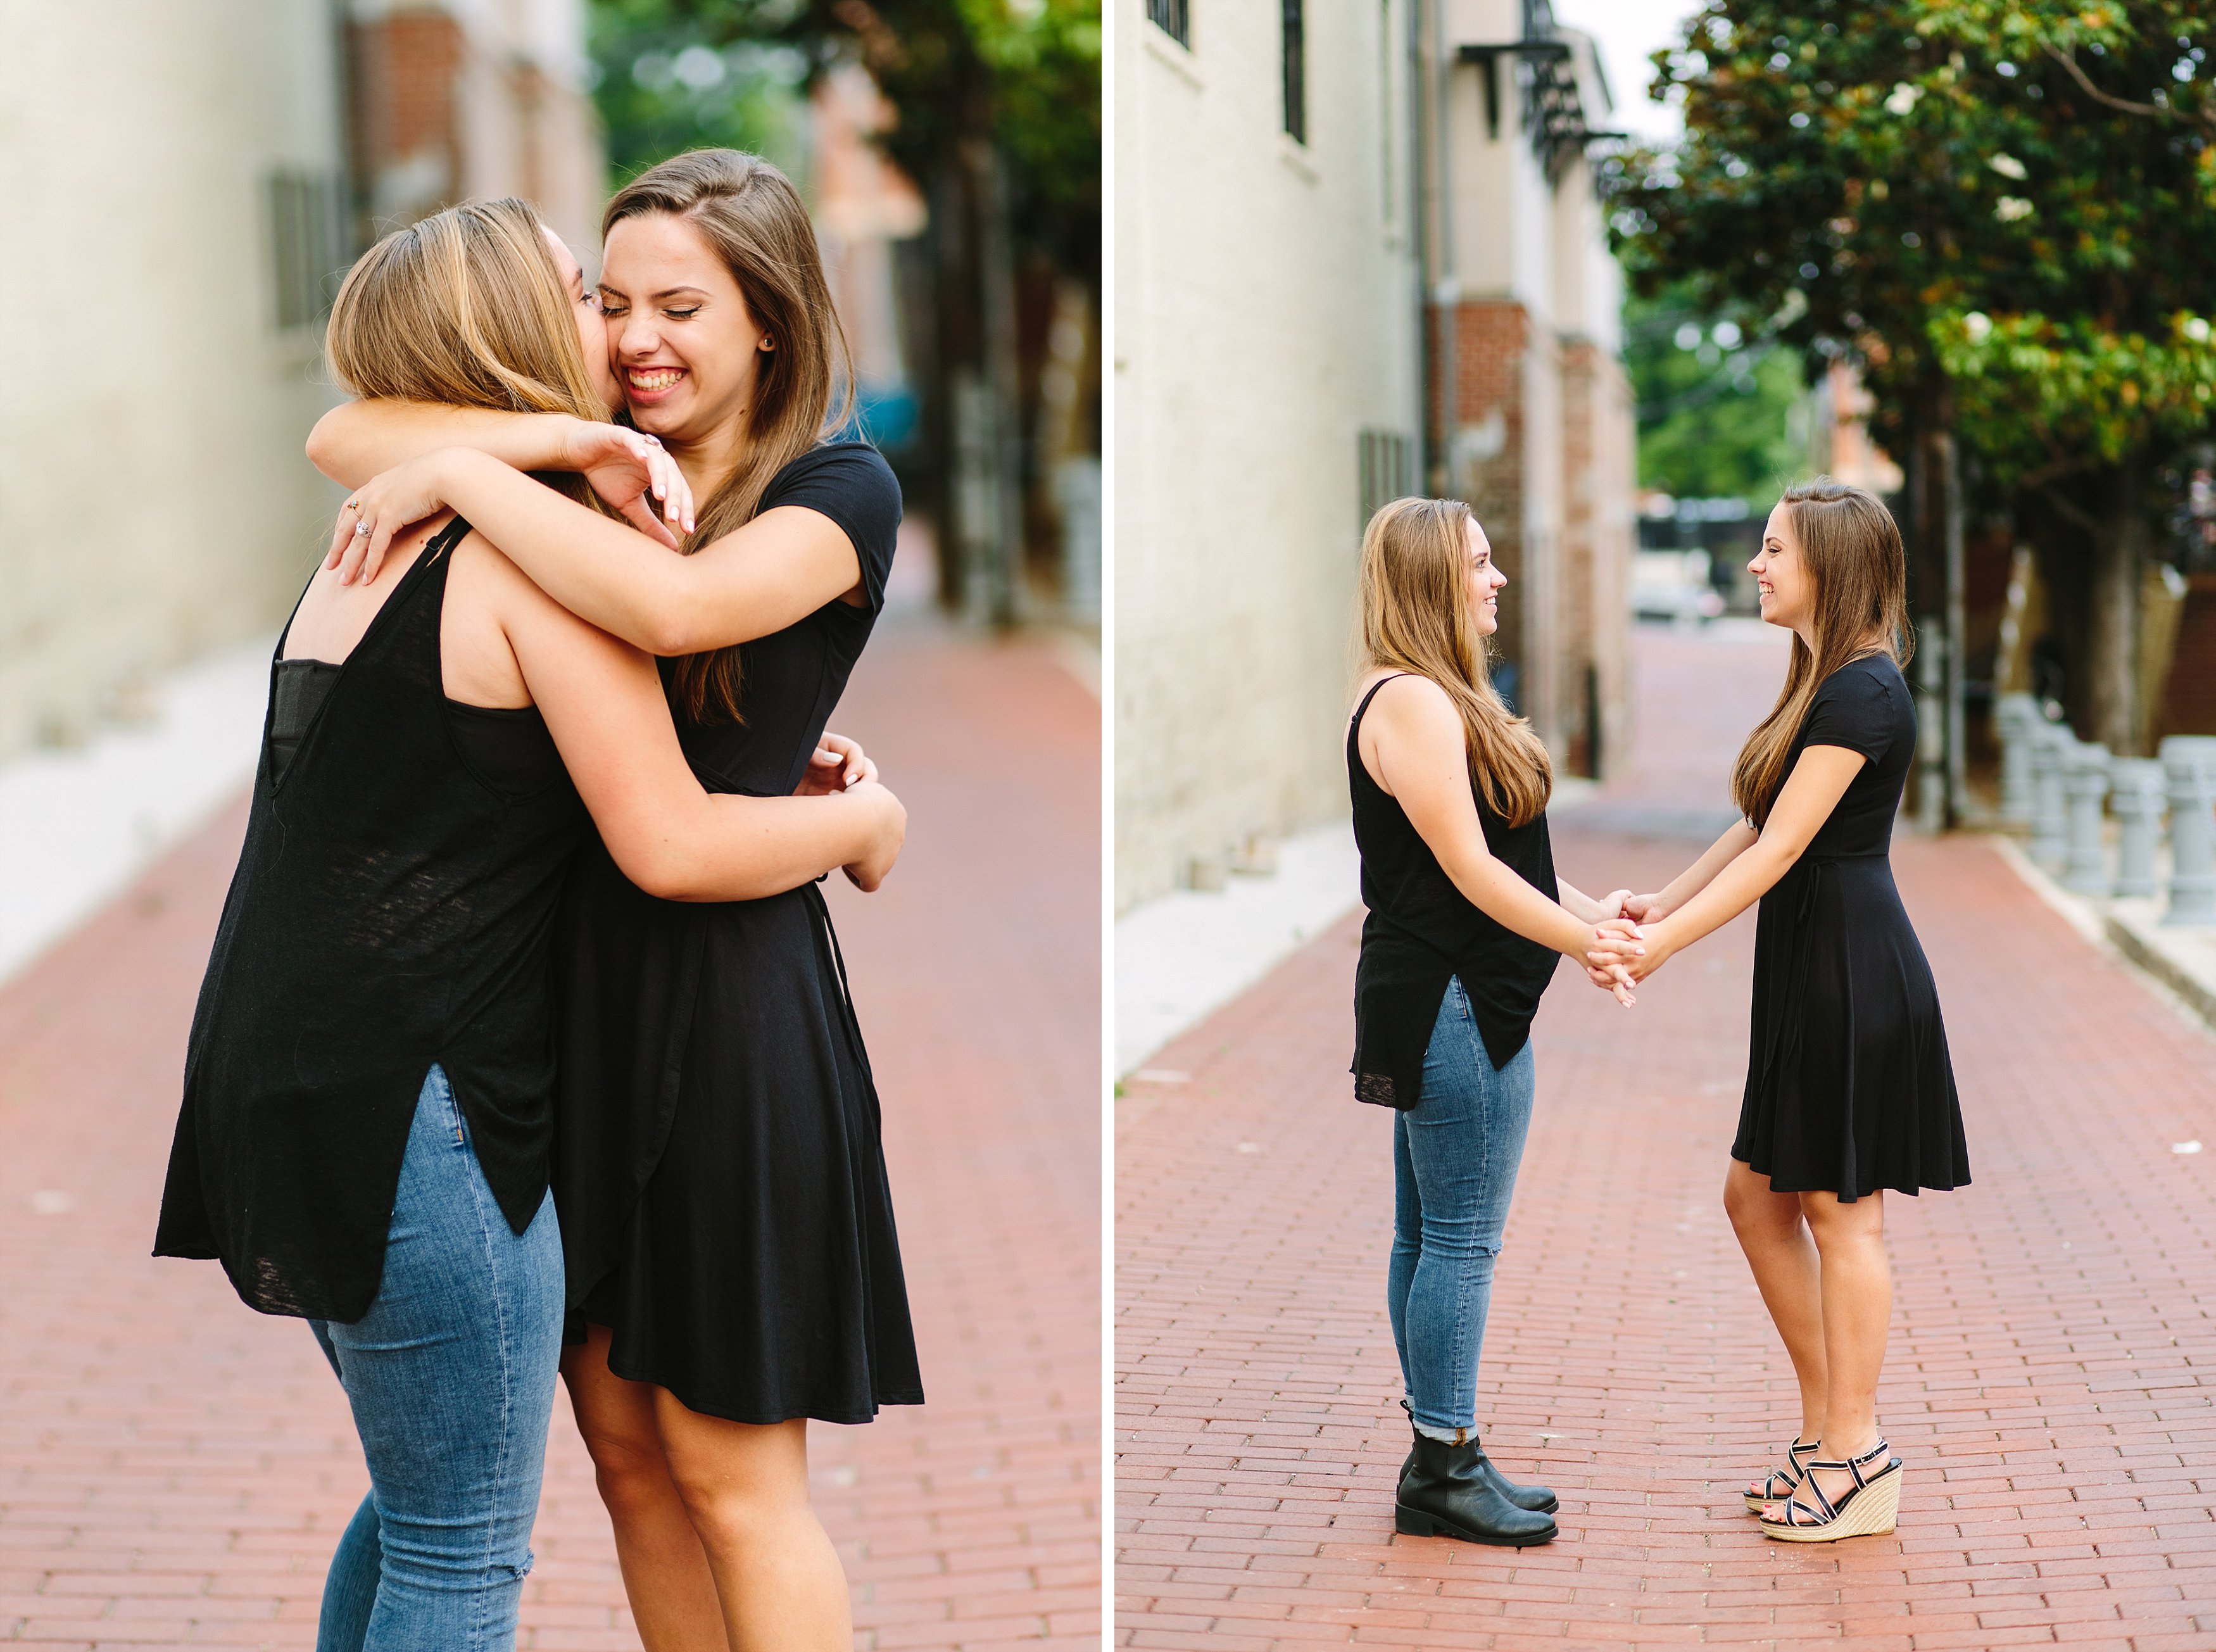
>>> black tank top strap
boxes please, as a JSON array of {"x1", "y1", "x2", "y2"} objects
[{"x1": 1347, "y1": 672, "x2": 1418, "y2": 778}]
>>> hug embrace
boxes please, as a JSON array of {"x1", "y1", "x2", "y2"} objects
[
  {"x1": 154, "y1": 150, "x2": 919, "y2": 1648},
  {"x1": 1349, "y1": 482, "x2": 1971, "y2": 1549}
]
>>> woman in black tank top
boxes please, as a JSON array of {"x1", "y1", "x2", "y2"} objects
[
  {"x1": 1349, "y1": 499, "x2": 1644, "y2": 1549},
  {"x1": 308, "y1": 153, "x2": 921, "y2": 1645},
  {"x1": 154, "y1": 201, "x2": 903, "y2": 1648}
]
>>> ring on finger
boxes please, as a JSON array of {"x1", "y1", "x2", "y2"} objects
[{"x1": 354, "y1": 520, "x2": 371, "y2": 537}]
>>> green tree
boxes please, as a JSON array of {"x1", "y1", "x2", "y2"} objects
[
  {"x1": 1626, "y1": 284, "x2": 1808, "y2": 507},
  {"x1": 1610, "y1": 1, "x2": 2216, "y2": 753}
]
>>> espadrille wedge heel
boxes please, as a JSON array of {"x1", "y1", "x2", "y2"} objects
[{"x1": 1758, "y1": 1439, "x2": 1901, "y2": 1542}]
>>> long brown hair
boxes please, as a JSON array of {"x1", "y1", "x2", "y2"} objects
[
  {"x1": 605, "y1": 149, "x2": 857, "y2": 723},
  {"x1": 1358, "y1": 497, "x2": 1553, "y2": 828},
  {"x1": 325, "y1": 198, "x2": 605, "y2": 515},
  {"x1": 1731, "y1": 477, "x2": 1914, "y2": 827}
]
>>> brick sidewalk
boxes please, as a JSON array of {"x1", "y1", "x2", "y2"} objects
[
  {"x1": 0, "y1": 614, "x2": 1100, "y2": 1649},
  {"x1": 1116, "y1": 627, "x2": 2216, "y2": 1650}
]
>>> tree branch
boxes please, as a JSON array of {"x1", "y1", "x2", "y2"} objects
[{"x1": 2042, "y1": 44, "x2": 2206, "y2": 129}]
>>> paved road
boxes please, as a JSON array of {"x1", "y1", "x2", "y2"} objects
[
  {"x1": 0, "y1": 612, "x2": 1101, "y2": 1649},
  {"x1": 1117, "y1": 624, "x2": 2216, "y2": 1650}
]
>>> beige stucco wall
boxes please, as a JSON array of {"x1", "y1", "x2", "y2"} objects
[
  {"x1": 0, "y1": 1, "x2": 351, "y2": 759},
  {"x1": 1115, "y1": 0, "x2": 1423, "y2": 912}
]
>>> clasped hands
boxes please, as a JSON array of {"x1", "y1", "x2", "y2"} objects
[{"x1": 1579, "y1": 892, "x2": 1673, "y2": 1007}]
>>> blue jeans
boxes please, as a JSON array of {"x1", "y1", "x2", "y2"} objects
[
  {"x1": 309, "y1": 1065, "x2": 563, "y2": 1651},
  {"x1": 1387, "y1": 978, "x2": 1537, "y2": 1442}
]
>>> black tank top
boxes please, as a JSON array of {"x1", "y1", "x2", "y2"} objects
[
  {"x1": 1348, "y1": 674, "x2": 1559, "y2": 1109},
  {"x1": 154, "y1": 519, "x2": 588, "y2": 1321}
]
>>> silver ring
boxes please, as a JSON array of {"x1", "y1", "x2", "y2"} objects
[{"x1": 353, "y1": 521, "x2": 370, "y2": 537}]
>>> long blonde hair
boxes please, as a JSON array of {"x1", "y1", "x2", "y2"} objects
[
  {"x1": 1731, "y1": 477, "x2": 1914, "y2": 827},
  {"x1": 326, "y1": 198, "x2": 607, "y2": 501},
  {"x1": 604, "y1": 149, "x2": 857, "y2": 724},
  {"x1": 1359, "y1": 497, "x2": 1553, "y2": 828}
]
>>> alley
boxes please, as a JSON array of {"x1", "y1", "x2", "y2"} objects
[
  {"x1": 0, "y1": 611, "x2": 1101, "y2": 1649},
  {"x1": 1116, "y1": 623, "x2": 2216, "y2": 1649}
]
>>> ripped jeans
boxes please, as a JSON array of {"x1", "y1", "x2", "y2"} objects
[
  {"x1": 1387, "y1": 978, "x2": 1537, "y2": 1443},
  {"x1": 309, "y1": 1064, "x2": 563, "y2": 1651}
]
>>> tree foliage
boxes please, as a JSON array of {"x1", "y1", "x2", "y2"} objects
[
  {"x1": 1625, "y1": 284, "x2": 1810, "y2": 505},
  {"x1": 1609, "y1": 1, "x2": 2216, "y2": 495},
  {"x1": 589, "y1": 0, "x2": 1100, "y2": 282}
]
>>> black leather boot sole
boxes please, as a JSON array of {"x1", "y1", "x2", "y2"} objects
[{"x1": 1394, "y1": 1502, "x2": 1558, "y2": 1546}]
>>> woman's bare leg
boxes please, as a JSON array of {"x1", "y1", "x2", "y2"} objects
[
  {"x1": 1723, "y1": 1159, "x2": 1829, "y2": 1445},
  {"x1": 560, "y1": 1328, "x2": 727, "y2": 1651},
  {"x1": 655, "y1": 1399, "x2": 851, "y2": 1652},
  {"x1": 1796, "y1": 1189, "x2": 1891, "y2": 1508}
]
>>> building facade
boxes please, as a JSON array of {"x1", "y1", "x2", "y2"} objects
[
  {"x1": 0, "y1": 1, "x2": 600, "y2": 766},
  {"x1": 1116, "y1": 0, "x2": 1425, "y2": 911},
  {"x1": 1115, "y1": 0, "x2": 1634, "y2": 911}
]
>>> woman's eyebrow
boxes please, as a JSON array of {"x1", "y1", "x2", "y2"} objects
[{"x1": 648, "y1": 286, "x2": 711, "y2": 301}]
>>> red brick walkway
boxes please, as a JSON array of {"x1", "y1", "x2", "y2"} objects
[
  {"x1": 1117, "y1": 626, "x2": 2216, "y2": 1650},
  {"x1": 0, "y1": 614, "x2": 1100, "y2": 1649}
]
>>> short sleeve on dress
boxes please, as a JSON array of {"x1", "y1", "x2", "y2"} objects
[
  {"x1": 756, "y1": 442, "x2": 903, "y2": 614},
  {"x1": 1799, "y1": 660, "x2": 1898, "y2": 766}
]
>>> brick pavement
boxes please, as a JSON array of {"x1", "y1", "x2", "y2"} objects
[
  {"x1": 1116, "y1": 624, "x2": 2216, "y2": 1650},
  {"x1": 0, "y1": 612, "x2": 1100, "y2": 1649}
]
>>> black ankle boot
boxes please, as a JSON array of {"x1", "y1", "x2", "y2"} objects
[
  {"x1": 1397, "y1": 1402, "x2": 1557, "y2": 1515},
  {"x1": 1395, "y1": 1431, "x2": 1559, "y2": 1546}
]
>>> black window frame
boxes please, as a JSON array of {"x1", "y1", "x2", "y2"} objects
[
  {"x1": 1282, "y1": 0, "x2": 1306, "y2": 144},
  {"x1": 1146, "y1": 0, "x2": 1189, "y2": 48}
]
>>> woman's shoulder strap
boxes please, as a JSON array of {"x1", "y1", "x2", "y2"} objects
[{"x1": 1351, "y1": 671, "x2": 1419, "y2": 732}]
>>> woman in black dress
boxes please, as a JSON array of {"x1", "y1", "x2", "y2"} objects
[
  {"x1": 315, "y1": 151, "x2": 917, "y2": 1646},
  {"x1": 1611, "y1": 479, "x2": 1968, "y2": 1542}
]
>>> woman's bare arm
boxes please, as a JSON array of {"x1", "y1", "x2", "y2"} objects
[
  {"x1": 1623, "y1": 821, "x2": 1762, "y2": 924},
  {"x1": 1364, "y1": 675, "x2": 1642, "y2": 994},
  {"x1": 308, "y1": 400, "x2": 581, "y2": 489},
  {"x1": 1629, "y1": 748, "x2": 1865, "y2": 978},
  {"x1": 336, "y1": 447, "x2": 860, "y2": 655},
  {"x1": 477, "y1": 539, "x2": 902, "y2": 899}
]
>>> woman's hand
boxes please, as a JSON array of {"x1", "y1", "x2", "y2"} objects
[
  {"x1": 325, "y1": 450, "x2": 465, "y2": 584},
  {"x1": 840, "y1": 779, "x2": 907, "y2": 892},
  {"x1": 795, "y1": 731, "x2": 878, "y2": 797},
  {"x1": 558, "y1": 420, "x2": 696, "y2": 548},
  {"x1": 1582, "y1": 917, "x2": 1645, "y2": 1007},
  {"x1": 1620, "y1": 892, "x2": 1671, "y2": 924}
]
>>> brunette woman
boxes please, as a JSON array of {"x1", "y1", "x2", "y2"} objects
[
  {"x1": 1615, "y1": 479, "x2": 1969, "y2": 1542},
  {"x1": 154, "y1": 198, "x2": 903, "y2": 1649},
  {"x1": 313, "y1": 151, "x2": 917, "y2": 1647},
  {"x1": 1349, "y1": 497, "x2": 1645, "y2": 1548}
]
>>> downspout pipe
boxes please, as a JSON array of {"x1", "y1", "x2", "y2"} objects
[{"x1": 1431, "y1": 0, "x2": 1458, "y2": 495}]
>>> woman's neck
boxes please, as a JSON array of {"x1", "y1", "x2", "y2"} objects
[{"x1": 664, "y1": 418, "x2": 750, "y2": 507}]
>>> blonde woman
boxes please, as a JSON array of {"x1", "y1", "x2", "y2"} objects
[
  {"x1": 1349, "y1": 497, "x2": 1644, "y2": 1548},
  {"x1": 154, "y1": 199, "x2": 903, "y2": 1649},
  {"x1": 1616, "y1": 479, "x2": 1969, "y2": 1542},
  {"x1": 315, "y1": 151, "x2": 917, "y2": 1647}
]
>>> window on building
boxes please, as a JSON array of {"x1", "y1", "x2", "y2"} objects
[
  {"x1": 1146, "y1": 0, "x2": 1188, "y2": 48},
  {"x1": 265, "y1": 168, "x2": 349, "y2": 332},
  {"x1": 1282, "y1": 0, "x2": 1306, "y2": 144},
  {"x1": 1359, "y1": 430, "x2": 1413, "y2": 531}
]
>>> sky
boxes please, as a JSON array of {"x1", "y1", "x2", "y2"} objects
[{"x1": 1547, "y1": 0, "x2": 1705, "y2": 144}]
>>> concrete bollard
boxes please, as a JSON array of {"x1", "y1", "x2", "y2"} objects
[
  {"x1": 2029, "y1": 721, "x2": 2072, "y2": 871},
  {"x1": 2109, "y1": 757, "x2": 2168, "y2": 899},
  {"x1": 2160, "y1": 738, "x2": 2216, "y2": 926},
  {"x1": 2061, "y1": 741, "x2": 2112, "y2": 895},
  {"x1": 1996, "y1": 693, "x2": 2040, "y2": 824}
]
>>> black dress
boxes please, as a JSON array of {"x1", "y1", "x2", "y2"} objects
[
  {"x1": 552, "y1": 442, "x2": 924, "y2": 1425},
  {"x1": 1732, "y1": 654, "x2": 1970, "y2": 1201}
]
